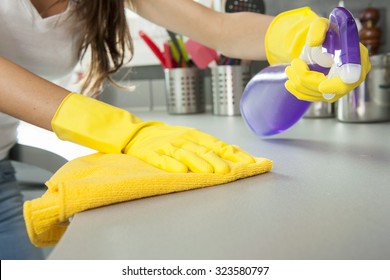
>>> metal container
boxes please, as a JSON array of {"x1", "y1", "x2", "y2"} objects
[
  {"x1": 164, "y1": 68, "x2": 205, "y2": 114},
  {"x1": 304, "y1": 102, "x2": 335, "y2": 118},
  {"x1": 337, "y1": 53, "x2": 390, "y2": 122},
  {"x1": 211, "y1": 65, "x2": 251, "y2": 116}
]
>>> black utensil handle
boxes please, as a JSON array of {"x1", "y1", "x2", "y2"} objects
[{"x1": 167, "y1": 30, "x2": 183, "y2": 65}]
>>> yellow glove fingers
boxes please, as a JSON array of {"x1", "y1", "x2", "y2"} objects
[
  {"x1": 285, "y1": 66, "x2": 322, "y2": 96},
  {"x1": 307, "y1": 18, "x2": 329, "y2": 47},
  {"x1": 154, "y1": 142, "x2": 214, "y2": 173},
  {"x1": 171, "y1": 148, "x2": 214, "y2": 173},
  {"x1": 285, "y1": 59, "x2": 327, "y2": 102},
  {"x1": 318, "y1": 76, "x2": 355, "y2": 95},
  {"x1": 288, "y1": 59, "x2": 327, "y2": 92},
  {"x1": 218, "y1": 145, "x2": 256, "y2": 164},
  {"x1": 285, "y1": 80, "x2": 325, "y2": 102},
  {"x1": 126, "y1": 124, "x2": 258, "y2": 173},
  {"x1": 180, "y1": 141, "x2": 209, "y2": 154},
  {"x1": 181, "y1": 142, "x2": 230, "y2": 174},
  {"x1": 182, "y1": 130, "x2": 256, "y2": 164},
  {"x1": 201, "y1": 151, "x2": 230, "y2": 174},
  {"x1": 136, "y1": 150, "x2": 189, "y2": 173}
]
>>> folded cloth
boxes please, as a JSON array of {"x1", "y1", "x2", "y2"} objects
[{"x1": 24, "y1": 153, "x2": 272, "y2": 247}]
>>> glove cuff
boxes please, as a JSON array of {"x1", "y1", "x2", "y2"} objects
[
  {"x1": 52, "y1": 93, "x2": 153, "y2": 153},
  {"x1": 265, "y1": 7, "x2": 318, "y2": 65}
]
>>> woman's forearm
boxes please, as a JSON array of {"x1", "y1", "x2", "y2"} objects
[
  {"x1": 0, "y1": 57, "x2": 70, "y2": 131},
  {"x1": 131, "y1": 0, "x2": 273, "y2": 60},
  {"x1": 214, "y1": 11, "x2": 273, "y2": 60}
]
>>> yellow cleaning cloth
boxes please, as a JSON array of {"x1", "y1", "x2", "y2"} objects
[{"x1": 24, "y1": 153, "x2": 272, "y2": 247}]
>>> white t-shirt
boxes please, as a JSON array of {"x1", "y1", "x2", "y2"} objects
[{"x1": 0, "y1": 0, "x2": 83, "y2": 159}]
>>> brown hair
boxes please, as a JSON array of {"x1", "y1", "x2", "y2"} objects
[{"x1": 71, "y1": 0, "x2": 134, "y2": 97}]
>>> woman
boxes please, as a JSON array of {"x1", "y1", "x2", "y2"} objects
[{"x1": 0, "y1": 0, "x2": 369, "y2": 259}]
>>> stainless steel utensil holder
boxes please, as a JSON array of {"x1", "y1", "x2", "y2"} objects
[
  {"x1": 164, "y1": 68, "x2": 205, "y2": 114},
  {"x1": 337, "y1": 53, "x2": 390, "y2": 123},
  {"x1": 304, "y1": 102, "x2": 335, "y2": 118},
  {"x1": 211, "y1": 65, "x2": 250, "y2": 116}
]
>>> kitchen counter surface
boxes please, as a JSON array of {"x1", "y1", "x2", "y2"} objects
[{"x1": 39, "y1": 111, "x2": 390, "y2": 259}]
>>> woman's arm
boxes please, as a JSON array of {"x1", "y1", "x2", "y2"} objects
[
  {"x1": 0, "y1": 57, "x2": 256, "y2": 173},
  {"x1": 0, "y1": 57, "x2": 69, "y2": 130},
  {"x1": 130, "y1": 0, "x2": 273, "y2": 60}
]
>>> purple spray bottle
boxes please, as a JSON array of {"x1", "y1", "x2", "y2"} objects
[{"x1": 240, "y1": 7, "x2": 362, "y2": 136}]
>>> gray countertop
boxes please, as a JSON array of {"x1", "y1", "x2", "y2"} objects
[{"x1": 43, "y1": 111, "x2": 390, "y2": 260}]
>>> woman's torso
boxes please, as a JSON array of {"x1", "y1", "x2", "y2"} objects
[{"x1": 0, "y1": 0, "x2": 83, "y2": 159}]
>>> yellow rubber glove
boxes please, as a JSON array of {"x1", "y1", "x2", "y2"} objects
[
  {"x1": 123, "y1": 125, "x2": 256, "y2": 173},
  {"x1": 266, "y1": 7, "x2": 371, "y2": 102},
  {"x1": 265, "y1": 7, "x2": 323, "y2": 64},
  {"x1": 285, "y1": 43, "x2": 371, "y2": 102},
  {"x1": 52, "y1": 93, "x2": 255, "y2": 173}
]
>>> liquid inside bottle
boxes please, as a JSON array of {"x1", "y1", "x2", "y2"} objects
[{"x1": 240, "y1": 64, "x2": 327, "y2": 136}]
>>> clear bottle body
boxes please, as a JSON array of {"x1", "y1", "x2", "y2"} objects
[{"x1": 240, "y1": 64, "x2": 326, "y2": 136}]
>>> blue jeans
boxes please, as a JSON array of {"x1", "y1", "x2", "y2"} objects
[{"x1": 0, "y1": 159, "x2": 44, "y2": 260}]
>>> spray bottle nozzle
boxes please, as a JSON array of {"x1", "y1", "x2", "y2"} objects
[{"x1": 322, "y1": 7, "x2": 361, "y2": 83}]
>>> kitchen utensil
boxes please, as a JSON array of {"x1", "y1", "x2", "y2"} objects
[
  {"x1": 164, "y1": 68, "x2": 205, "y2": 114},
  {"x1": 337, "y1": 53, "x2": 390, "y2": 122},
  {"x1": 167, "y1": 30, "x2": 187, "y2": 67},
  {"x1": 225, "y1": 0, "x2": 265, "y2": 13},
  {"x1": 211, "y1": 65, "x2": 250, "y2": 115},
  {"x1": 177, "y1": 36, "x2": 190, "y2": 62},
  {"x1": 240, "y1": 7, "x2": 361, "y2": 136},
  {"x1": 163, "y1": 42, "x2": 174, "y2": 69},
  {"x1": 138, "y1": 30, "x2": 167, "y2": 68},
  {"x1": 185, "y1": 39, "x2": 219, "y2": 69}
]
